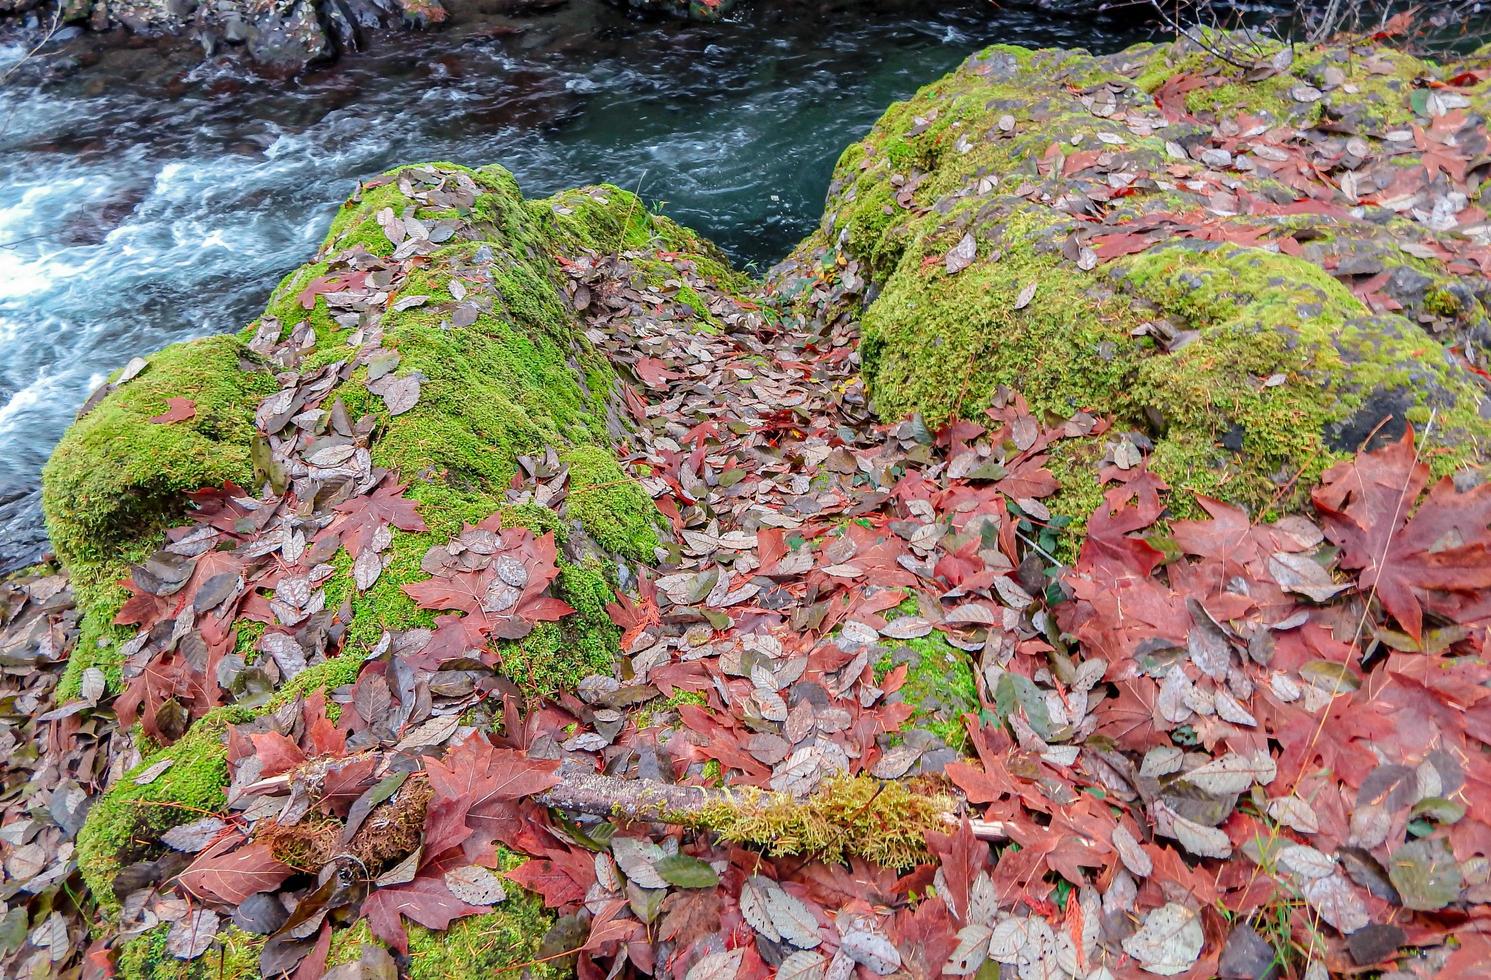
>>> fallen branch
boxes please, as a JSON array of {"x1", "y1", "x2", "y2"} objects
[
  {"x1": 247, "y1": 760, "x2": 1007, "y2": 868},
  {"x1": 538, "y1": 762, "x2": 1010, "y2": 853}
]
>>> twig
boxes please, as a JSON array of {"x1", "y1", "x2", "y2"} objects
[
  {"x1": 1148, "y1": 0, "x2": 1261, "y2": 72},
  {"x1": 0, "y1": 4, "x2": 63, "y2": 87}
]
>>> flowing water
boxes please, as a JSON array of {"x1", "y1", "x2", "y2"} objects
[{"x1": 0, "y1": 0, "x2": 1149, "y2": 569}]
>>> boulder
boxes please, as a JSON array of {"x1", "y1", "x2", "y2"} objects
[
  {"x1": 767, "y1": 35, "x2": 1491, "y2": 532},
  {"x1": 27, "y1": 0, "x2": 447, "y2": 73}
]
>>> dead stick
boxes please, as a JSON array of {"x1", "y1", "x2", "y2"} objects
[
  {"x1": 243, "y1": 761, "x2": 1009, "y2": 851},
  {"x1": 534, "y1": 762, "x2": 1009, "y2": 841}
]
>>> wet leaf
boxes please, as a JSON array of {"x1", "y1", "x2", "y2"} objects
[
  {"x1": 444, "y1": 866, "x2": 508, "y2": 906},
  {"x1": 149, "y1": 398, "x2": 197, "y2": 425},
  {"x1": 946, "y1": 233, "x2": 977, "y2": 275},
  {"x1": 166, "y1": 909, "x2": 219, "y2": 960}
]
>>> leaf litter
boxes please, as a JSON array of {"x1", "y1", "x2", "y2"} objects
[{"x1": 2, "y1": 69, "x2": 1491, "y2": 980}]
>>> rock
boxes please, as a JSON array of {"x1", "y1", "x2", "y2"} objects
[
  {"x1": 15, "y1": 0, "x2": 447, "y2": 73},
  {"x1": 47, "y1": 162, "x2": 693, "y2": 909},
  {"x1": 766, "y1": 35, "x2": 1491, "y2": 534}
]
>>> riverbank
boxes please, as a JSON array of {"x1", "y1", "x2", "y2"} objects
[{"x1": 7, "y1": 26, "x2": 1491, "y2": 980}]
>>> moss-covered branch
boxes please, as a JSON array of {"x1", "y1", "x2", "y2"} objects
[{"x1": 537, "y1": 765, "x2": 1004, "y2": 867}]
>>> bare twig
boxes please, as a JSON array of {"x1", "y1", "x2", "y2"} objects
[
  {"x1": 1148, "y1": 0, "x2": 1263, "y2": 70},
  {"x1": 0, "y1": 4, "x2": 63, "y2": 87}
]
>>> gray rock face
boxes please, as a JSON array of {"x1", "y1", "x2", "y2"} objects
[{"x1": 18, "y1": 0, "x2": 446, "y2": 73}]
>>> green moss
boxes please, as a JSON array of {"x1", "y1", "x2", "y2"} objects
[
  {"x1": 42, "y1": 336, "x2": 278, "y2": 696},
  {"x1": 41, "y1": 335, "x2": 275, "y2": 571},
  {"x1": 78, "y1": 653, "x2": 365, "y2": 916},
  {"x1": 117, "y1": 924, "x2": 262, "y2": 980},
  {"x1": 77, "y1": 714, "x2": 237, "y2": 912},
  {"x1": 779, "y1": 38, "x2": 1491, "y2": 529},
  {"x1": 532, "y1": 184, "x2": 752, "y2": 297},
  {"x1": 326, "y1": 850, "x2": 567, "y2": 980},
  {"x1": 861, "y1": 210, "x2": 1144, "y2": 429},
  {"x1": 500, "y1": 562, "x2": 620, "y2": 697},
  {"x1": 1117, "y1": 242, "x2": 1488, "y2": 508},
  {"x1": 693, "y1": 774, "x2": 954, "y2": 868},
  {"x1": 636, "y1": 689, "x2": 707, "y2": 729},
  {"x1": 559, "y1": 446, "x2": 661, "y2": 562},
  {"x1": 874, "y1": 620, "x2": 979, "y2": 750}
]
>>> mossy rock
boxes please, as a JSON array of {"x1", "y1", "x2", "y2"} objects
[
  {"x1": 773, "y1": 36, "x2": 1491, "y2": 533},
  {"x1": 41, "y1": 336, "x2": 280, "y2": 694},
  {"x1": 41, "y1": 335, "x2": 276, "y2": 576},
  {"x1": 59, "y1": 163, "x2": 720, "y2": 925},
  {"x1": 78, "y1": 658, "x2": 365, "y2": 912},
  {"x1": 116, "y1": 925, "x2": 261, "y2": 980}
]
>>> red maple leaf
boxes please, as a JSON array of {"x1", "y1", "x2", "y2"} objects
[
  {"x1": 1312, "y1": 428, "x2": 1491, "y2": 641},
  {"x1": 324, "y1": 478, "x2": 427, "y2": 558},
  {"x1": 403, "y1": 528, "x2": 570, "y2": 645},
  {"x1": 179, "y1": 837, "x2": 295, "y2": 905},
  {"x1": 421, "y1": 733, "x2": 561, "y2": 864},
  {"x1": 361, "y1": 872, "x2": 485, "y2": 955},
  {"x1": 115, "y1": 652, "x2": 214, "y2": 744},
  {"x1": 298, "y1": 271, "x2": 368, "y2": 310},
  {"x1": 406, "y1": 613, "x2": 491, "y2": 670},
  {"x1": 505, "y1": 847, "x2": 595, "y2": 910},
  {"x1": 925, "y1": 819, "x2": 988, "y2": 922},
  {"x1": 605, "y1": 577, "x2": 659, "y2": 650},
  {"x1": 148, "y1": 397, "x2": 197, "y2": 424}
]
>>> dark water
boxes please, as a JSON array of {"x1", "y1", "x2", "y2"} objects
[{"x1": 0, "y1": 0, "x2": 1150, "y2": 570}]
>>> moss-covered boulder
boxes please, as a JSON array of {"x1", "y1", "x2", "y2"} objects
[
  {"x1": 768, "y1": 36, "x2": 1491, "y2": 531},
  {"x1": 49, "y1": 163, "x2": 736, "y2": 975}
]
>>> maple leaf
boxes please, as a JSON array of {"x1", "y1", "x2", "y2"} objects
[
  {"x1": 1312, "y1": 429, "x2": 1491, "y2": 641},
  {"x1": 634, "y1": 356, "x2": 678, "y2": 387},
  {"x1": 421, "y1": 733, "x2": 561, "y2": 863},
  {"x1": 178, "y1": 838, "x2": 294, "y2": 905},
  {"x1": 361, "y1": 874, "x2": 485, "y2": 955},
  {"x1": 319, "y1": 757, "x2": 378, "y2": 816},
  {"x1": 404, "y1": 527, "x2": 570, "y2": 646},
  {"x1": 115, "y1": 653, "x2": 213, "y2": 744},
  {"x1": 326, "y1": 478, "x2": 427, "y2": 558},
  {"x1": 402, "y1": 568, "x2": 489, "y2": 618},
  {"x1": 149, "y1": 397, "x2": 197, "y2": 424},
  {"x1": 1079, "y1": 467, "x2": 1168, "y2": 576},
  {"x1": 303, "y1": 689, "x2": 347, "y2": 757},
  {"x1": 406, "y1": 613, "x2": 490, "y2": 670},
  {"x1": 891, "y1": 896, "x2": 960, "y2": 980},
  {"x1": 605, "y1": 579, "x2": 659, "y2": 650},
  {"x1": 944, "y1": 761, "x2": 1004, "y2": 805},
  {"x1": 298, "y1": 271, "x2": 368, "y2": 310},
  {"x1": 250, "y1": 731, "x2": 306, "y2": 777},
  {"x1": 925, "y1": 819, "x2": 988, "y2": 922},
  {"x1": 505, "y1": 849, "x2": 593, "y2": 910}
]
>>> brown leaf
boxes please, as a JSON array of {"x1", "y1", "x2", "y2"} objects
[
  {"x1": 179, "y1": 839, "x2": 295, "y2": 905},
  {"x1": 149, "y1": 398, "x2": 197, "y2": 425}
]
